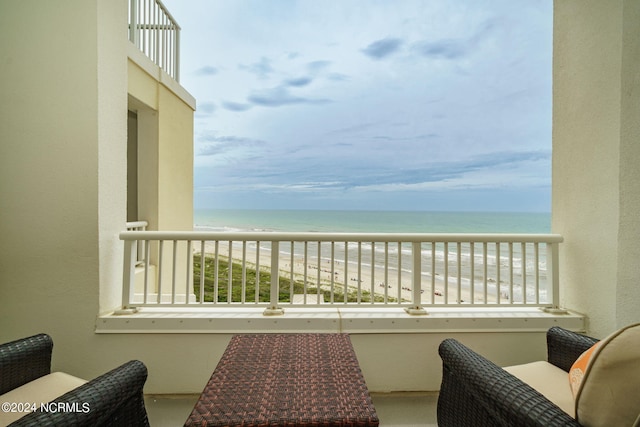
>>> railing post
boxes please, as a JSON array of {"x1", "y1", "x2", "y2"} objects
[
  {"x1": 542, "y1": 241, "x2": 567, "y2": 314},
  {"x1": 174, "y1": 26, "x2": 180, "y2": 82},
  {"x1": 129, "y1": 0, "x2": 138, "y2": 46},
  {"x1": 264, "y1": 241, "x2": 284, "y2": 315},
  {"x1": 115, "y1": 239, "x2": 139, "y2": 315},
  {"x1": 405, "y1": 242, "x2": 427, "y2": 315}
]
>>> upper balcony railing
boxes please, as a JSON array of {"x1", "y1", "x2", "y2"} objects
[
  {"x1": 119, "y1": 230, "x2": 563, "y2": 315},
  {"x1": 128, "y1": 0, "x2": 180, "y2": 81}
]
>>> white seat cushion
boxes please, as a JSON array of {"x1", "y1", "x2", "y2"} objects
[
  {"x1": 504, "y1": 360, "x2": 575, "y2": 417},
  {"x1": 0, "y1": 372, "x2": 86, "y2": 425}
]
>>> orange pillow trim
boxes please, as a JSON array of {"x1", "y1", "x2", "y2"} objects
[{"x1": 569, "y1": 342, "x2": 600, "y2": 397}]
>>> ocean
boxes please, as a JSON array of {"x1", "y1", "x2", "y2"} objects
[
  {"x1": 194, "y1": 209, "x2": 551, "y2": 234},
  {"x1": 193, "y1": 209, "x2": 553, "y2": 304}
]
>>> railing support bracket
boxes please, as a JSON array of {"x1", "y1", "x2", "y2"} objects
[
  {"x1": 540, "y1": 306, "x2": 569, "y2": 315},
  {"x1": 405, "y1": 306, "x2": 428, "y2": 316},
  {"x1": 114, "y1": 307, "x2": 139, "y2": 315},
  {"x1": 263, "y1": 306, "x2": 285, "y2": 316}
]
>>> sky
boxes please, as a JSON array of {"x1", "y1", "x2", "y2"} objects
[{"x1": 161, "y1": 0, "x2": 553, "y2": 212}]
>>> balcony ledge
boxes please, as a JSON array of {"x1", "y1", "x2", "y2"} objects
[{"x1": 96, "y1": 307, "x2": 585, "y2": 334}]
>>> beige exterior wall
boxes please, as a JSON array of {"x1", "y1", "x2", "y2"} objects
[
  {"x1": 0, "y1": 0, "x2": 125, "y2": 379},
  {"x1": 0, "y1": 0, "x2": 197, "y2": 386},
  {"x1": 553, "y1": 0, "x2": 640, "y2": 338},
  {"x1": 127, "y1": 52, "x2": 195, "y2": 300},
  {"x1": 127, "y1": 53, "x2": 195, "y2": 234}
]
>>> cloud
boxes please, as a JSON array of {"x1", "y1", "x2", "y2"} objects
[
  {"x1": 413, "y1": 19, "x2": 497, "y2": 60},
  {"x1": 254, "y1": 150, "x2": 547, "y2": 191},
  {"x1": 284, "y1": 77, "x2": 313, "y2": 87},
  {"x1": 327, "y1": 73, "x2": 349, "y2": 82},
  {"x1": 195, "y1": 66, "x2": 218, "y2": 76},
  {"x1": 304, "y1": 60, "x2": 348, "y2": 82},
  {"x1": 221, "y1": 101, "x2": 253, "y2": 112},
  {"x1": 361, "y1": 37, "x2": 404, "y2": 60},
  {"x1": 247, "y1": 86, "x2": 331, "y2": 107},
  {"x1": 239, "y1": 57, "x2": 273, "y2": 79},
  {"x1": 413, "y1": 39, "x2": 468, "y2": 59},
  {"x1": 198, "y1": 134, "x2": 266, "y2": 156},
  {"x1": 260, "y1": 181, "x2": 347, "y2": 192},
  {"x1": 197, "y1": 102, "x2": 216, "y2": 114},
  {"x1": 307, "y1": 60, "x2": 332, "y2": 73},
  {"x1": 347, "y1": 150, "x2": 551, "y2": 190},
  {"x1": 326, "y1": 122, "x2": 377, "y2": 135},
  {"x1": 195, "y1": 147, "x2": 550, "y2": 210},
  {"x1": 371, "y1": 133, "x2": 440, "y2": 141}
]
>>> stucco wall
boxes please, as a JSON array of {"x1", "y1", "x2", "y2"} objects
[
  {"x1": 0, "y1": 0, "x2": 124, "y2": 379},
  {"x1": 157, "y1": 84, "x2": 194, "y2": 232},
  {"x1": 86, "y1": 330, "x2": 551, "y2": 394},
  {"x1": 0, "y1": 0, "x2": 195, "y2": 385},
  {"x1": 616, "y1": 0, "x2": 640, "y2": 330},
  {"x1": 127, "y1": 56, "x2": 194, "y2": 234},
  {"x1": 553, "y1": 0, "x2": 640, "y2": 337}
]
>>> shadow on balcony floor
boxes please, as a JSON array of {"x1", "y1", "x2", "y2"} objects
[{"x1": 144, "y1": 392, "x2": 438, "y2": 427}]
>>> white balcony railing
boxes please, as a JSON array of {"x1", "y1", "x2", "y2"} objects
[
  {"x1": 126, "y1": 221, "x2": 148, "y2": 266},
  {"x1": 119, "y1": 231, "x2": 563, "y2": 315},
  {"x1": 128, "y1": 0, "x2": 180, "y2": 81}
]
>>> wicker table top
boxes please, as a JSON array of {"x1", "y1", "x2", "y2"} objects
[{"x1": 184, "y1": 333, "x2": 379, "y2": 427}]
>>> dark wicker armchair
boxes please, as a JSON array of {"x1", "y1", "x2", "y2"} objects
[
  {"x1": 437, "y1": 327, "x2": 599, "y2": 427},
  {"x1": 0, "y1": 333, "x2": 150, "y2": 427}
]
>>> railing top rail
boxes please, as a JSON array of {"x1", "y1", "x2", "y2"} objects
[
  {"x1": 119, "y1": 230, "x2": 563, "y2": 243},
  {"x1": 157, "y1": 0, "x2": 181, "y2": 31}
]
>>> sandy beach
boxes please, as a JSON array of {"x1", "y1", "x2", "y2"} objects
[{"x1": 199, "y1": 241, "x2": 489, "y2": 305}]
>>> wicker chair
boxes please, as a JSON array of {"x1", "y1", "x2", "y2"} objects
[
  {"x1": 0, "y1": 333, "x2": 149, "y2": 426},
  {"x1": 437, "y1": 327, "x2": 599, "y2": 427}
]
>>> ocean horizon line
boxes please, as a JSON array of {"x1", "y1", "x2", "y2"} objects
[
  {"x1": 195, "y1": 208, "x2": 551, "y2": 215},
  {"x1": 193, "y1": 209, "x2": 551, "y2": 235}
]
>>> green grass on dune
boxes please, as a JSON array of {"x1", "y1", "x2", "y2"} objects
[{"x1": 193, "y1": 255, "x2": 392, "y2": 304}]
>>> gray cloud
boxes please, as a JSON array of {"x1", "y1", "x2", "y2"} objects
[
  {"x1": 371, "y1": 133, "x2": 440, "y2": 141},
  {"x1": 222, "y1": 101, "x2": 253, "y2": 112},
  {"x1": 305, "y1": 60, "x2": 348, "y2": 82},
  {"x1": 413, "y1": 19, "x2": 497, "y2": 60},
  {"x1": 327, "y1": 73, "x2": 349, "y2": 82},
  {"x1": 247, "y1": 86, "x2": 331, "y2": 107},
  {"x1": 197, "y1": 102, "x2": 216, "y2": 114},
  {"x1": 195, "y1": 66, "x2": 218, "y2": 76},
  {"x1": 326, "y1": 122, "x2": 377, "y2": 135},
  {"x1": 413, "y1": 39, "x2": 468, "y2": 59},
  {"x1": 198, "y1": 134, "x2": 266, "y2": 156},
  {"x1": 347, "y1": 150, "x2": 551, "y2": 188},
  {"x1": 239, "y1": 57, "x2": 273, "y2": 79},
  {"x1": 284, "y1": 77, "x2": 313, "y2": 87},
  {"x1": 362, "y1": 37, "x2": 404, "y2": 60},
  {"x1": 307, "y1": 60, "x2": 332, "y2": 73},
  {"x1": 242, "y1": 149, "x2": 549, "y2": 190}
]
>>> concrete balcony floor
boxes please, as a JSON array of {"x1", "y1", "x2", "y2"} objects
[{"x1": 145, "y1": 392, "x2": 439, "y2": 426}]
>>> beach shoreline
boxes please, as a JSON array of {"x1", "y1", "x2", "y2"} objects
[{"x1": 200, "y1": 241, "x2": 482, "y2": 304}]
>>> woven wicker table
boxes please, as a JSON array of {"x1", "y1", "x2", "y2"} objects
[{"x1": 184, "y1": 333, "x2": 379, "y2": 427}]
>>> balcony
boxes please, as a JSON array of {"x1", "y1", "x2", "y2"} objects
[
  {"x1": 94, "y1": 225, "x2": 584, "y2": 394},
  {"x1": 2, "y1": 0, "x2": 635, "y2": 420},
  {"x1": 101, "y1": 225, "x2": 584, "y2": 336},
  {"x1": 128, "y1": 0, "x2": 180, "y2": 81}
]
